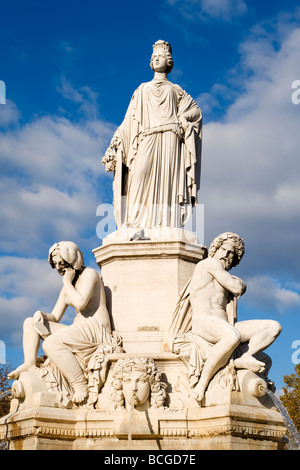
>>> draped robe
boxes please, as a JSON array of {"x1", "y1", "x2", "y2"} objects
[
  {"x1": 40, "y1": 316, "x2": 123, "y2": 407},
  {"x1": 111, "y1": 79, "x2": 202, "y2": 229}
]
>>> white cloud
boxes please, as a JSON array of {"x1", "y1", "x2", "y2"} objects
[
  {"x1": 243, "y1": 275, "x2": 300, "y2": 314},
  {"x1": 0, "y1": 106, "x2": 115, "y2": 256},
  {"x1": 199, "y1": 14, "x2": 300, "y2": 280},
  {"x1": 0, "y1": 257, "x2": 59, "y2": 301},
  {"x1": 0, "y1": 113, "x2": 112, "y2": 183},
  {"x1": 56, "y1": 76, "x2": 99, "y2": 119},
  {"x1": 0, "y1": 256, "x2": 76, "y2": 346},
  {"x1": 165, "y1": 0, "x2": 247, "y2": 21},
  {"x1": 201, "y1": 0, "x2": 247, "y2": 20},
  {"x1": 196, "y1": 92, "x2": 221, "y2": 117},
  {"x1": 274, "y1": 181, "x2": 300, "y2": 217},
  {"x1": 0, "y1": 100, "x2": 20, "y2": 127},
  {"x1": 59, "y1": 41, "x2": 75, "y2": 55},
  {"x1": 0, "y1": 180, "x2": 97, "y2": 255}
]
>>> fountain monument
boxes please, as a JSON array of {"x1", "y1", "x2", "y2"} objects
[{"x1": 0, "y1": 40, "x2": 287, "y2": 451}]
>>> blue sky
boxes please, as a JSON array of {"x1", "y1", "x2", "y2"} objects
[{"x1": 0, "y1": 0, "x2": 300, "y2": 394}]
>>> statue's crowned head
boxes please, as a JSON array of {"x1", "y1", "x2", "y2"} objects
[
  {"x1": 153, "y1": 39, "x2": 172, "y2": 55},
  {"x1": 150, "y1": 40, "x2": 173, "y2": 74}
]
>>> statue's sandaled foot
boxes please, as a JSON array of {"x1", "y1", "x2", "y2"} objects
[
  {"x1": 72, "y1": 387, "x2": 88, "y2": 404},
  {"x1": 234, "y1": 354, "x2": 265, "y2": 373},
  {"x1": 8, "y1": 363, "x2": 38, "y2": 380}
]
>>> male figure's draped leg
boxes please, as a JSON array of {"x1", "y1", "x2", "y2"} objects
[
  {"x1": 234, "y1": 319, "x2": 281, "y2": 372},
  {"x1": 191, "y1": 314, "x2": 242, "y2": 403}
]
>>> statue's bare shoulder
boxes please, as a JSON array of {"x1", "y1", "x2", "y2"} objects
[
  {"x1": 193, "y1": 257, "x2": 221, "y2": 278},
  {"x1": 189, "y1": 258, "x2": 217, "y2": 293}
]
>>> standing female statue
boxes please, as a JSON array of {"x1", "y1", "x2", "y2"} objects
[{"x1": 102, "y1": 40, "x2": 202, "y2": 230}]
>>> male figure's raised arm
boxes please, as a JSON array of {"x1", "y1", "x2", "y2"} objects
[{"x1": 207, "y1": 259, "x2": 246, "y2": 296}]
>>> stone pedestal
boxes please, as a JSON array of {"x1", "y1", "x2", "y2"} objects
[
  {"x1": 93, "y1": 230, "x2": 206, "y2": 353},
  {"x1": 1, "y1": 406, "x2": 286, "y2": 451},
  {"x1": 0, "y1": 354, "x2": 287, "y2": 450}
]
